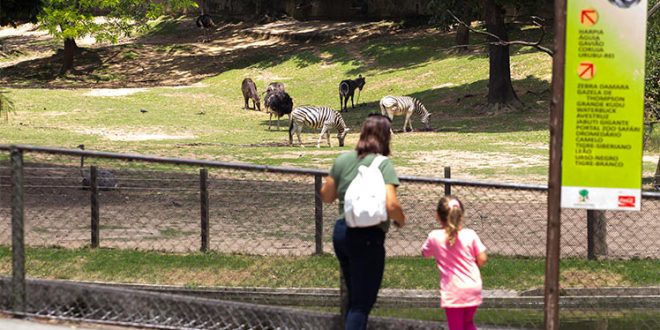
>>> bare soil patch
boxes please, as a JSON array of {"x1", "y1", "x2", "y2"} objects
[
  {"x1": 78, "y1": 128, "x2": 196, "y2": 141},
  {"x1": 85, "y1": 88, "x2": 148, "y2": 97},
  {"x1": 1, "y1": 164, "x2": 657, "y2": 260},
  {"x1": 0, "y1": 19, "x2": 397, "y2": 89}
]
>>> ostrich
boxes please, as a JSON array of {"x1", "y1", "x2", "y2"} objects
[
  {"x1": 195, "y1": 13, "x2": 215, "y2": 42},
  {"x1": 262, "y1": 82, "x2": 285, "y2": 112},
  {"x1": 78, "y1": 144, "x2": 118, "y2": 190},
  {"x1": 265, "y1": 91, "x2": 293, "y2": 130}
]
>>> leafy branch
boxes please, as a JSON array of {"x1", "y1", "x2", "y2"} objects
[{"x1": 447, "y1": 10, "x2": 553, "y2": 56}]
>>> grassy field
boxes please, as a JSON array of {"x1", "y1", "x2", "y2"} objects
[
  {"x1": 1, "y1": 247, "x2": 658, "y2": 291},
  {"x1": 1, "y1": 19, "x2": 657, "y2": 185}
]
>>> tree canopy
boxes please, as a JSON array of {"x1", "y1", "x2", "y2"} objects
[
  {"x1": 646, "y1": 0, "x2": 660, "y2": 124},
  {"x1": 37, "y1": 0, "x2": 197, "y2": 73},
  {"x1": 0, "y1": 0, "x2": 41, "y2": 27}
]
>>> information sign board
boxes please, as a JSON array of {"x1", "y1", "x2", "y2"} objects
[{"x1": 561, "y1": 0, "x2": 647, "y2": 210}]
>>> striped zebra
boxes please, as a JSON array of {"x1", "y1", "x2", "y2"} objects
[
  {"x1": 379, "y1": 95, "x2": 431, "y2": 132},
  {"x1": 289, "y1": 106, "x2": 350, "y2": 148}
]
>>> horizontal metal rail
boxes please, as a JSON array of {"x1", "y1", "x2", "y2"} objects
[{"x1": 1, "y1": 144, "x2": 659, "y2": 196}]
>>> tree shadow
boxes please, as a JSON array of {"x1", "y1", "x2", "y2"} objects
[
  {"x1": 280, "y1": 74, "x2": 551, "y2": 135},
  {"x1": 248, "y1": 74, "x2": 550, "y2": 137},
  {"x1": 0, "y1": 17, "x2": 553, "y2": 106}
]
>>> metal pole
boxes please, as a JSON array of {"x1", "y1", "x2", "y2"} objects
[
  {"x1": 11, "y1": 147, "x2": 26, "y2": 313},
  {"x1": 444, "y1": 166, "x2": 451, "y2": 196},
  {"x1": 90, "y1": 166, "x2": 99, "y2": 248},
  {"x1": 587, "y1": 210, "x2": 608, "y2": 260},
  {"x1": 314, "y1": 175, "x2": 323, "y2": 255},
  {"x1": 545, "y1": 0, "x2": 567, "y2": 328},
  {"x1": 200, "y1": 168, "x2": 209, "y2": 253}
]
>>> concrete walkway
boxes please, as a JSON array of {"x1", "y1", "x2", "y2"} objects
[{"x1": 0, "y1": 317, "x2": 136, "y2": 330}]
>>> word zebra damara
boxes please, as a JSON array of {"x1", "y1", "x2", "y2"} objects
[
  {"x1": 289, "y1": 106, "x2": 349, "y2": 148},
  {"x1": 379, "y1": 95, "x2": 431, "y2": 132}
]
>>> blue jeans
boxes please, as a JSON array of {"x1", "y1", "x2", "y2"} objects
[{"x1": 333, "y1": 219, "x2": 386, "y2": 330}]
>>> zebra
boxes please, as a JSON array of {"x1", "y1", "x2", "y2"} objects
[
  {"x1": 379, "y1": 95, "x2": 431, "y2": 132},
  {"x1": 289, "y1": 106, "x2": 349, "y2": 148},
  {"x1": 339, "y1": 75, "x2": 366, "y2": 112}
]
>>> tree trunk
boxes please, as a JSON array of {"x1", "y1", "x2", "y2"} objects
[
  {"x1": 483, "y1": 0, "x2": 519, "y2": 105},
  {"x1": 59, "y1": 38, "x2": 78, "y2": 75},
  {"x1": 455, "y1": 25, "x2": 469, "y2": 52},
  {"x1": 454, "y1": 2, "x2": 470, "y2": 52}
]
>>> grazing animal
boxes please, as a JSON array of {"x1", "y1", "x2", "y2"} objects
[
  {"x1": 241, "y1": 78, "x2": 261, "y2": 111},
  {"x1": 379, "y1": 95, "x2": 431, "y2": 132},
  {"x1": 265, "y1": 91, "x2": 293, "y2": 130},
  {"x1": 339, "y1": 74, "x2": 366, "y2": 112},
  {"x1": 289, "y1": 106, "x2": 349, "y2": 148},
  {"x1": 263, "y1": 82, "x2": 286, "y2": 114},
  {"x1": 78, "y1": 144, "x2": 118, "y2": 190},
  {"x1": 265, "y1": 82, "x2": 285, "y2": 95},
  {"x1": 196, "y1": 14, "x2": 215, "y2": 42}
]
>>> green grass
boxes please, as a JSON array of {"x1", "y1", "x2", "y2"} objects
[
  {"x1": 0, "y1": 19, "x2": 657, "y2": 186},
  {"x1": 0, "y1": 247, "x2": 657, "y2": 290}
]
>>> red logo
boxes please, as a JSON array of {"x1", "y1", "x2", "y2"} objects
[{"x1": 618, "y1": 196, "x2": 636, "y2": 207}]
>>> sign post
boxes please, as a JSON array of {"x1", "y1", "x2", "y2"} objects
[
  {"x1": 545, "y1": 0, "x2": 567, "y2": 327},
  {"x1": 561, "y1": 0, "x2": 648, "y2": 211}
]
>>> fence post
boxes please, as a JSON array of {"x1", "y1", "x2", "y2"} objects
[
  {"x1": 444, "y1": 166, "x2": 451, "y2": 196},
  {"x1": 314, "y1": 175, "x2": 323, "y2": 255},
  {"x1": 90, "y1": 166, "x2": 99, "y2": 248},
  {"x1": 587, "y1": 210, "x2": 608, "y2": 260},
  {"x1": 200, "y1": 168, "x2": 209, "y2": 253},
  {"x1": 11, "y1": 147, "x2": 26, "y2": 313}
]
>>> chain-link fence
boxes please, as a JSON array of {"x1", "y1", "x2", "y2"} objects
[{"x1": 0, "y1": 145, "x2": 658, "y2": 329}]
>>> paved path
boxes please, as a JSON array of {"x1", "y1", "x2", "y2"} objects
[{"x1": 0, "y1": 317, "x2": 135, "y2": 330}]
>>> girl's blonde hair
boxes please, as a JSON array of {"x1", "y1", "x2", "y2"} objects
[{"x1": 436, "y1": 196, "x2": 465, "y2": 246}]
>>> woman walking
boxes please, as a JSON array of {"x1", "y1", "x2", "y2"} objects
[{"x1": 320, "y1": 114, "x2": 406, "y2": 329}]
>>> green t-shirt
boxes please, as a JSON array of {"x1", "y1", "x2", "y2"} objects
[{"x1": 329, "y1": 151, "x2": 400, "y2": 232}]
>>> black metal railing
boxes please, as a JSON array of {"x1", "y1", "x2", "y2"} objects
[{"x1": 0, "y1": 144, "x2": 658, "y2": 329}]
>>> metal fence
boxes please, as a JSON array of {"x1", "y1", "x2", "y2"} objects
[{"x1": 0, "y1": 144, "x2": 658, "y2": 329}]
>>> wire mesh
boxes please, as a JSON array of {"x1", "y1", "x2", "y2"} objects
[
  {"x1": 0, "y1": 146, "x2": 658, "y2": 329},
  {"x1": 0, "y1": 277, "x2": 448, "y2": 330}
]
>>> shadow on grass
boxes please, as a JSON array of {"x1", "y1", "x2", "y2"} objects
[
  {"x1": 252, "y1": 75, "x2": 551, "y2": 135},
  {"x1": 0, "y1": 17, "x2": 551, "y2": 91}
]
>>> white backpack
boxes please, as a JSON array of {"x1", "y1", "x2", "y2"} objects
[{"x1": 344, "y1": 155, "x2": 388, "y2": 228}]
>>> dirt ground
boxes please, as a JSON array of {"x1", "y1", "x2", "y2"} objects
[
  {"x1": 0, "y1": 19, "x2": 397, "y2": 88},
  {"x1": 1, "y1": 19, "x2": 658, "y2": 259},
  {"x1": 0, "y1": 164, "x2": 658, "y2": 259}
]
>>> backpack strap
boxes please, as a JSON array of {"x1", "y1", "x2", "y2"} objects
[{"x1": 369, "y1": 155, "x2": 388, "y2": 170}]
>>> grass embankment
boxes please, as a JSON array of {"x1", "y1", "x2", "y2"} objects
[
  {"x1": 1, "y1": 20, "x2": 657, "y2": 183},
  {"x1": 0, "y1": 247, "x2": 657, "y2": 291}
]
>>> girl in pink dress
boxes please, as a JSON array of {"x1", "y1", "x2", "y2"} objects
[{"x1": 421, "y1": 196, "x2": 488, "y2": 330}]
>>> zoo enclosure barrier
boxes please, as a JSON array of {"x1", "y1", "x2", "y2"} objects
[{"x1": 0, "y1": 144, "x2": 658, "y2": 329}]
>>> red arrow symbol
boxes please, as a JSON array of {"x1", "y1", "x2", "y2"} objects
[
  {"x1": 578, "y1": 62, "x2": 594, "y2": 79},
  {"x1": 581, "y1": 9, "x2": 597, "y2": 25}
]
